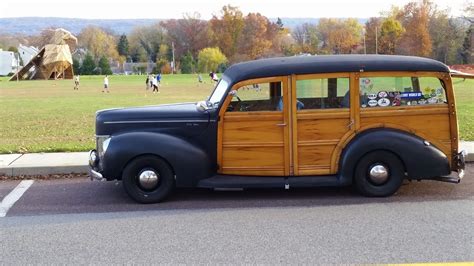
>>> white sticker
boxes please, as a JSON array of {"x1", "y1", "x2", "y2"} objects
[
  {"x1": 378, "y1": 98, "x2": 391, "y2": 107},
  {"x1": 367, "y1": 93, "x2": 377, "y2": 100},
  {"x1": 428, "y1": 97, "x2": 438, "y2": 104},
  {"x1": 368, "y1": 99, "x2": 378, "y2": 107},
  {"x1": 378, "y1": 91, "x2": 388, "y2": 98},
  {"x1": 418, "y1": 99, "x2": 427, "y2": 105}
]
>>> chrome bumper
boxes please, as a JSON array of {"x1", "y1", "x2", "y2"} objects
[
  {"x1": 89, "y1": 168, "x2": 105, "y2": 181},
  {"x1": 429, "y1": 151, "x2": 466, "y2": 184},
  {"x1": 88, "y1": 149, "x2": 105, "y2": 181}
]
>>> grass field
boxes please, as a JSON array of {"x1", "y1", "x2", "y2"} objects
[{"x1": 0, "y1": 74, "x2": 473, "y2": 154}]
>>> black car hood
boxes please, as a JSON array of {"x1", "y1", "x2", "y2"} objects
[{"x1": 95, "y1": 102, "x2": 210, "y2": 136}]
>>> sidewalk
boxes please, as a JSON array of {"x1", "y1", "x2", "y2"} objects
[{"x1": 0, "y1": 142, "x2": 473, "y2": 177}]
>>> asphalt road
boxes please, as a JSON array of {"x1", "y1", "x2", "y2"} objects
[{"x1": 1, "y1": 165, "x2": 473, "y2": 264}]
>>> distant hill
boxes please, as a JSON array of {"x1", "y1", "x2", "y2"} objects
[
  {"x1": 0, "y1": 17, "x2": 161, "y2": 35},
  {"x1": 0, "y1": 17, "x2": 369, "y2": 35}
]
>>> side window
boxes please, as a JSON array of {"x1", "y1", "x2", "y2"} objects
[
  {"x1": 359, "y1": 76, "x2": 447, "y2": 108},
  {"x1": 296, "y1": 77, "x2": 350, "y2": 110},
  {"x1": 227, "y1": 81, "x2": 283, "y2": 112}
]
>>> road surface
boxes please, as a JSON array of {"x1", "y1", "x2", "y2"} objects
[{"x1": 1, "y1": 165, "x2": 473, "y2": 264}]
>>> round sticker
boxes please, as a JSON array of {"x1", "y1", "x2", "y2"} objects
[
  {"x1": 427, "y1": 97, "x2": 438, "y2": 104},
  {"x1": 367, "y1": 93, "x2": 377, "y2": 100},
  {"x1": 378, "y1": 98, "x2": 390, "y2": 107},
  {"x1": 418, "y1": 99, "x2": 427, "y2": 105},
  {"x1": 378, "y1": 91, "x2": 388, "y2": 98},
  {"x1": 411, "y1": 100, "x2": 418, "y2": 105},
  {"x1": 361, "y1": 104, "x2": 367, "y2": 108},
  {"x1": 368, "y1": 99, "x2": 378, "y2": 107}
]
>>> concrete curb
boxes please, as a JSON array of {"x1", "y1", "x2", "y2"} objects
[{"x1": 0, "y1": 165, "x2": 88, "y2": 177}]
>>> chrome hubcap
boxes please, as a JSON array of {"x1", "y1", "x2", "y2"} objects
[
  {"x1": 138, "y1": 170, "x2": 159, "y2": 190},
  {"x1": 369, "y1": 164, "x2": 389, "y2": 185}
]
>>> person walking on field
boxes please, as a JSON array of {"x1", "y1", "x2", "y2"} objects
[
  {"x1": 73, "y1": 75, "x2": 80, "y2": 90},
  {"x1": 145, "y1": 75, "x2": 150, "y2": 90},
  {"x1": 102, "y1": 75, "x2": 109, "y2": 93},
  {"x1": 152, "y1": 76, "x2": 159, "y2": 93},
  {"x1": 148, "y1": 74, "x2": 155, "y2": 88}
]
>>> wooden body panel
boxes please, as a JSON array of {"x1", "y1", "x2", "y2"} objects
[
  {"x1": 217, "y1": 71, "x2": 456, "y2": 177},
  {"x1": 218, "y1": 77, "x2": 290, "y2": 176},
  {"x1": 295, "y1": 111, "x2": 350, "y2": 175},
  {"x1": 360, "y1": 105, "x2": 452, "y2": 161},
  {"x1": 221, "y1": 112, "x2": 286, "y2": 175}
]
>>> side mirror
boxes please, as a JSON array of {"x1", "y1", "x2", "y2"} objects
[{"x1": 196, "y1": 100, "x2": 209, "y2": 112}]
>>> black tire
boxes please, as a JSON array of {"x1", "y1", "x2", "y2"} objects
[
  {"x1": 354, "y1": 150, "x2": 405, "y2": 197},
  {"x1": 122, "y1": 155, "x2": 175, "y2": 203}
]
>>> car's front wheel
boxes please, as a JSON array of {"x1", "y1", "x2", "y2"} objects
[
  {"x1": 354, "y1": 150, "x2": 405, "y2": 197},
  {"x1": 122, "y1": 155, "x2": 175, "y2": 203}
]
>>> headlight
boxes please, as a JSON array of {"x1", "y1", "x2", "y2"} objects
[{"x1": 96, "y1": 135, "x2": 111, "y2": 157}]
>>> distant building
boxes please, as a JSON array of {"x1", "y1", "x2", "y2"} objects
[
  {"x1": 0, "y1": 49, "x2": 18, "y2": 76},
  {"x1": 111, "y1": 62, "x2": 156, "y2": 75},
  {"x1": 18, "y1": 44, "x2": 39, "y2": 66}
]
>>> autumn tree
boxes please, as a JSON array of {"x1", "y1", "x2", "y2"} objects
[
  {"x1": 209, "y1": 5, "x2": 244, "y2": 61},
  {"x1": 161, "y1": 13, "x2": 209, "y2": 59},
  {"x1": 378, "y1": 17, "x2": 404, "y2": 54},
  {"x1": 197, "y1": 47, "x2": 227, "y2": 73},
  {"x1": 128, "y1": 23, "x2": 167, "y2": 62},
  {"x1": 78, "y1": 26, "x2": 118, "y2": 61},
  {"x1": 397, "y1": 1, "x2": 433, "y2": 56},
  {"x1": 429, "y1": 10, "x2": 465, "y2": 64},
  {"x1": 292, "y1": 23, "x2": 319, "y2": 54},
  {"x1": 238, "y1": 13, "x2": 274, "y2": 60},
  {"x1": 318, "y1": 18, "x2": 363, "y2": 54},
  {"x1": 364, "y1": 18, "x2": 382, "y2": 54}
]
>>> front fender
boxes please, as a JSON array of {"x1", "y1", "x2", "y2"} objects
[
  {"x1": 102, "y1": 132, "x2": 213, "y2": 187},
  {"x1": 338, "y1": 128, "x2": 450, "y2": 184}
]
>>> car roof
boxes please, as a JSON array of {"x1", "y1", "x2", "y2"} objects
[{"x1": 223, "y1": 55, "x2": 450, "y2": 85}]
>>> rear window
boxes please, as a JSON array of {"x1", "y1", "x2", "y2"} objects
[{"x1": 359, "y1": 77, "x2": 446, "y2": 108}]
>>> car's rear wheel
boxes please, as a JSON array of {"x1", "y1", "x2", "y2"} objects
[
  {"x1": 122, "y1": 155, "x2": 175, "y2": 203},
  {"x1": 354, "y1": 150, "x2": 405, "y2": 197}
]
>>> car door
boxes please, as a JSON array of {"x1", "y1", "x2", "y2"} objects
[
  {"x1": 217, "y1": 77, "x2": 291, "y2": 176},
  {"x1": 291, "y1": 73, "x2": 357, "y2": 175}
]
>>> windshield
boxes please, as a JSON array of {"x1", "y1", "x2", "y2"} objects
[{"x1": 208, "y1": 78, "x2": 229, "y2": 106}]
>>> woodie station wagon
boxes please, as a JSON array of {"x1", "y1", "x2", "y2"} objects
[{"x1": 89, "y1": 55, "x2": 467, "y2": 203}]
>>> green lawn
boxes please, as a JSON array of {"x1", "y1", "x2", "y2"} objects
[{"x1": 0, "y1": 75, "x2": 473, "y2": 154}]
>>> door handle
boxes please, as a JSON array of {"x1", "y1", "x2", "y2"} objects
[
  {"x1": 347, "y1": 119, "x2": 354, "y2": 128},
  {"x1": 276, "y1": 123, "x2": 287, "y2": 127}
]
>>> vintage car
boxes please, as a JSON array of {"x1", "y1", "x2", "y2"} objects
[{"x1": 89, "y1": 55, "x2": 467, "y2": 203}]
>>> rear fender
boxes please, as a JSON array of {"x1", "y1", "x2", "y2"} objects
[{"x1": 338, "y1": 128, "x2": 450, "y2": 184}]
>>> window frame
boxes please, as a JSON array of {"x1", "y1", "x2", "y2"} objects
[
  {"x1": 295, "y1": 72, "x2": 352, "y2": 112},
  {"x1": 357, "y1": 71, "x2": 449, "y2": 109}
]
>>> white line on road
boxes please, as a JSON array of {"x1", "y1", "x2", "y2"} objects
[{"x1": 0, "y1": 180, "x2": 34, "y2": 217}]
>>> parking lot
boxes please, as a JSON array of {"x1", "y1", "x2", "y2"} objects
[{"x1": 1, "y1": 165, "x2": 473, "y2": 264}]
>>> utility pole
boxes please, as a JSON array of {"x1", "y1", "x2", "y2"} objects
[
  {"x1": 362, "y1": 28, "x2": 367, "y2": 54},
  {"x1": 375, "y1": 26, "x2": 378, "y2": 54},
  {"x1": 171, "y1": 41, "x2": 175, "y2": 74},
  {"x1": 16, "y1": 52, "x2": 19, "y2": 82}
]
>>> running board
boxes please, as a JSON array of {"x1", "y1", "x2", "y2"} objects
[{"x1": 197, "y1": 175, "x2": 341, "y2": 189}]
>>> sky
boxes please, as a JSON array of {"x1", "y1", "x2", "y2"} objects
[{"x1": 0, "y1": 0, "x2": 470, "y2": 19}]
